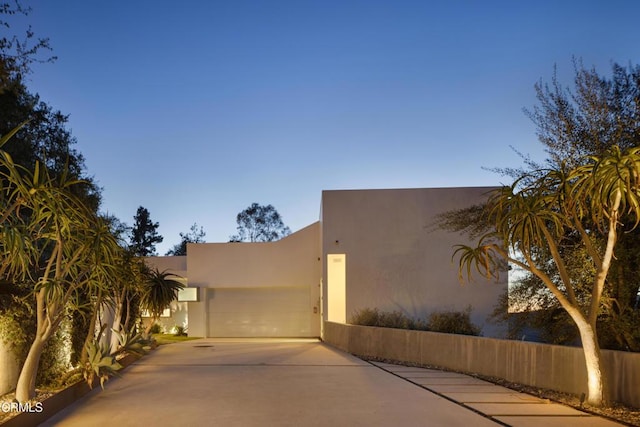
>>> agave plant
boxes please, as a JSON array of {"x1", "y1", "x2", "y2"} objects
[
  {"x1": 83, "y1": 340, "x2": 122, "y2": 390},
  {"x1": 111, "y1": 326, "x2": 149, "y2": 357}
]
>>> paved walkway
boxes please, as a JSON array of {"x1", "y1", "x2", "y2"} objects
[{"x1": 41, "y1": 339, "x2": 622, "y2": 427}]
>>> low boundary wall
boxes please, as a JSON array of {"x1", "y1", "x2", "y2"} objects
[{"x1": 323, "y1": 321, "x2": 640, "y2": 408}]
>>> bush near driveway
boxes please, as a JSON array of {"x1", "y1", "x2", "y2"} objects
[{"x1": 350, "y1": 306, "x2": 481, "y2": 336}]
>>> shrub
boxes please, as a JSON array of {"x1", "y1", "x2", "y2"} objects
[
  {"x1": 149, "y1": 323, "x2": 163, "y2": 334},
  {"x1": 1, "y1": 286, "x2": 73, "y2": 387},
  {"x1": 350, "y1": 308, "x2": 380, "y2": 326},
  {"x1": 427, "y1": 306, "x2": 481, "y2": 336},
  {"x1": 350, "y1": 308, "x2": 428, "y2": 331},
  {"x1": 351, "y1": 306, "x2": 480, "y2": 335},
  {"x1": 37, "y1": 315, "x2": 72, "y2": 387},
  {"x1": 378, "y1": 311, "x2": 414, "y2": 329},
  {"x1": 173, "y1": 325, "x2": 187, "y2": 336}
]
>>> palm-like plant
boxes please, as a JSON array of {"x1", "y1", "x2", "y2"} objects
[
  {"x1": 139, "y1": 267, "x2": 184, "y2": 336},
  {"x1": 0, "y1": 124, "x2": 123, "y2": 402},
  {"x1": 454, "y1": 145, "x2": 640, "y2": 407}
]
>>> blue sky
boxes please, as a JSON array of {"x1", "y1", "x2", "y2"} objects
[{"x1": 14, "y1": 1, "x2": 640, "y2": 253}]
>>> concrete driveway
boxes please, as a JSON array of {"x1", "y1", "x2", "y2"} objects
[
  {"x1": 40, "y1": 338, "x2": 622, "y2": 427},
  {"x1": 41, "y1": 338, "x2": 502, "y2": 427}
]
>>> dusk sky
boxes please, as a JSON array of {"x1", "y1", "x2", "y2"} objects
[{"x1": 14, "y1": 1, "x2": 640, "y2": 253}]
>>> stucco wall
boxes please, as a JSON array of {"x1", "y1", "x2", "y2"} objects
[
  {"x1": 321, "y1": 187, "x2": 507, "y2": 337},
  {"x1": 186, "y1": 222, "x2": 322, "y2": 337},
  {"x1": 323, "y1": 321, "x2": 640, "y2": 408},
  {"x1": 145, "y1": 255, "x2": 187, "y2": 277}
]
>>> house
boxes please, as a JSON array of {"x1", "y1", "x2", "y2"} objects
[{"x1": 146, "y1": 187, "x2": 508, "y2": 338}]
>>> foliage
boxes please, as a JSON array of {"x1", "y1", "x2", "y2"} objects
[
  {"x1": 0, "y1": 128, "x2": 123, "y2": 402},
  {"x1": 83, "y1": 340, "x2": 122, "y2": 390},
  {"x1": 36, "y1": 316, "x2": 72, "y2": 387},
  {"x1": 148, "y1": 323, "x2": 163, "y2": 334},
  {"x1": 487, "y1": 61, "x2": 640, "y2": 352},
  {"x1": 110, "y1": 327, "x2": 148, "y2": 357},
  {"x1": 69, "y1": 291, "x2": 91, "y2": 366},
  {"x1": 350, "y1": 307, "x2": 381, "y2": 326},
  {"x1": 350, "y1": 307, "x2": 481, "y2": 335},
  {"x1": 0, "y1": 284, "x2": 33, "y2": 361},
  {"x1": 80, "y1": 326, "x2": 148, "y2": 390},
  {"x1": 0, "y1": 285, "x2": 74, "y2": 388},
  {"x1": 139, "y1": 267, "x2": 184, "y2": 335},
  {"x1": 438, "y1": 61, "x2": 640, "y2": 355},
  {"x1": 427, "y1": 306, "x2": 481, "y2": 336},
  {"x1": 350, "y1": 308, "x2": 427, "y2": 331},
  {"x1": 453, "y1": 145, "x2": 640, "y2": 406},
  {"x1": 166, "y1": 222, "x2": 206, "y2": 256},
  {"x1": 0, "y1": 1, "x2": 56, "y2": 92},
  {"x1": 0, "y1": 7, "x2": 122, "y2": 401},
  {"x1": 229, "y1": 203, "x2": 291, "y2": 242},
  {"x1": 173, "y1": 325, "x2": 187, "y2": 336},
  {"x1": 489, "y1": 283, "x2": 580, "y2": 345},
  {"x1": 526, "y1": 60, "x2": 640, "y2": 167},
  {"x1": 152, "y1": 334, "x2": 200, "y2": 345},
  {"x1": 130, "y1": 206, "x2": 163, "y2": 256}
]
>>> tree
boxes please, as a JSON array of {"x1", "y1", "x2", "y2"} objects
[
  {"x1": 0, "y1": 5, "x2": 98, "y2": 210},
  {"x1": 130, "y1": 206, "x2": 163, "y2": 256},
  {"x1": 0, "y1": 145, "x2": 120, "y2": 402},
  {"x1": 166, "y1": 222, "x2": 206, "y2": 256},
  {"x1": 139, "y1": 267, "x2": 184, "y2": 336},
  {"x1": 440, "y1": 61, "x2": 640, "y2": 353},
  {"x1": 453, "y1": 145, "x2": 640, "y2": 407},
  {"x1": 229, "y1": 203, "x2": 291, "y2": 242},
  {"x1": 0, "y1": 1, "x2": 56, "y2": 94},
  {"x1": 0, "y1": 6, "x2": 111, "y2": 400},
  {"x1": 482, "y1": 62, "x2": 640, "y2": 351}
]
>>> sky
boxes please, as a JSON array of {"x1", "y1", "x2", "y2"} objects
[{"x1": 10, "y1": 1, "x2": 640, "y2": 254}]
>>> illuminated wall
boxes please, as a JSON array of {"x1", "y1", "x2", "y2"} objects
[
  {"x1": 185, "y1": 222, "x2": 321, "y2": 337},
  {"x1": 320, "y1": 187, "x2": 507, "y2": 338},
  {"x1": 327, "y1": 254, "x2": 346, "y2": 323}
]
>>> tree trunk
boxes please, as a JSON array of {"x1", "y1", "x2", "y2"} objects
[
  {"x1": 572, "y1": 314, "x2": 606, "y2": 406},
  {"x1": 110, "y1": 300, "x2": 123, "y2": 354},
  {"x1": 81, "y1": 289, "x2": 102, "y2": 365},
  {"x1": 15, "y1": 334, "x2": 47, "y2": 403},
  {"x1": 143, "y1": 316, "x2": 158, "y2": 339}
]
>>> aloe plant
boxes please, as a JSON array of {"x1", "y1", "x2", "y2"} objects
[
  {"x1": 0, "y1": 125, "x2": 124, "y2": 402},
  {"x1": 454, "y1": 145, "x2": 640, "y2": 406}
]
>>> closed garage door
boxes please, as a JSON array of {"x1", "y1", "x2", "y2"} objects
[{"x1": 207, "y1": 286, "x2": 313, "y2": 337}]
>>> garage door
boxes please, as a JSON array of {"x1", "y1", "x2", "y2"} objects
[{"x1": 207, "y1": 286, "x2": 313, "y2": 337}]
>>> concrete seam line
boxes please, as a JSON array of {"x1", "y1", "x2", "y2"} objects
[{"x1": 364, "y1": 360, "x2": 511, "y2": 427}]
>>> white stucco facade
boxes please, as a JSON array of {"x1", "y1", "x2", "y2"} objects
[
  {"x1": 146, "y1": 186, "x2": 507, "y2": 338},
  {"x1": 185, "y1": 222, "x2": 321, "y2": 337},
  {"x1": 321, "y1": 187, "x2": 507, "y2": 337}
]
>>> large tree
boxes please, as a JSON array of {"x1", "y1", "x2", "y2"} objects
[
  {"x1": 166, "y1": 222, "x2": 206, "y2": 256},
  {"x1": 0, "y1": 1, "x2": 56, "y2": 94},
  {"x1": 0, "y1": 4, "x2": 114, "y2": 401},
  {"x1": 453, "y1": 145, "x2": 640, "y2": 407},
  {"x1": 0, "y1": 2, "x2": 98, "y2": 209},
  {"x1": 130, "y1": 206, "x2": 163, "y2": 256},
  {"x1": 440, "y1": 61, "x2": 640, "y2": 353},
  {"x1": 485, "y1": 62, "x2": 640, "y2": 351},
  {"x1": 229, "y1": 203, "x2": 291, "y2": 242},
  {"x1": 0, "y1": 146, "x2": 120, "y2": 402}
]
